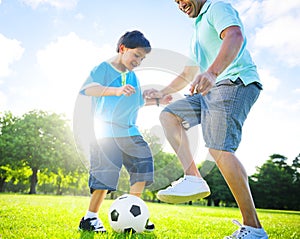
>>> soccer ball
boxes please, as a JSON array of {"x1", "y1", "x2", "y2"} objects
[{"x1": 108, "y1": 194, "x2": 150, "y2": 233}]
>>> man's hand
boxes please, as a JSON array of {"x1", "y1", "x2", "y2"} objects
[
  {"x1": 160, "y1": 94, "x2": 173, "y2": 105},
  {"x1": 189, "y1": 71, "x2": 217, "y2": 96}
]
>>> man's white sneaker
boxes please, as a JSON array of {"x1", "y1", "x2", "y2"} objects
[
  {"x1": 157, "y1": 175, "x2": 210, "y2": 204},
  {"x1": 224, "y1": 220, "x2": 268, "y2": 239}
]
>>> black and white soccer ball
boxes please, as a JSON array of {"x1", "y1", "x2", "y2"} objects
[{"x1": 108, "y1": 194, "x2": 150, "y2": 233}]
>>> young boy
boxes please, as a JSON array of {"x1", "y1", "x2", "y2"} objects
[{"x1": 78, "y1": 30, "x2": 171, "y2": 232}]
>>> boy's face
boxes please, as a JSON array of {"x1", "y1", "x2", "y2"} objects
[{"x1": 120, "y1": 46, "x2": 148, "y2": 71}]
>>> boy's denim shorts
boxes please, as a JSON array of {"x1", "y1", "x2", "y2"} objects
[
  {"x1": 89, "y1": 135, "x2": 154, "y2": 192},
  {"x1": 162, "y1": 78, "x2": 262, "y2": 153}
]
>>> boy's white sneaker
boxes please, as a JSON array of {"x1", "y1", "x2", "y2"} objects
[
  {"x1": 78, "y1": 217, "x2": 106, "y2": 233},
  {"x1": 157, "y1": 175, "x2": 210, "y2": 204},
  {"x1": 224, "y1": 220, "x2": 268, "y2": 239}
]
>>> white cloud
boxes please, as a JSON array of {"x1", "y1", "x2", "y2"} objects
[
  {"x1": 0, "y1": 92, "x2": 7, "y2": 109},
  {"x1": 21, "y1": 0, "x2": 78, "y2": 10},
  {"x1": 0, "y1": 34, "x2": 24, "y2": 78},
  {"x1": 294, "y1": 88, "x2": 300, "y2": 94},
  {"x1": 0, "y1": 82, "x2": 7, "y2": 110},
  {"x1": 75, "y1": 13, "x2": 84, "y2": 20},
  {"x1": 257, "y1": 68, "x2": 280, "y2": 92},
  {"x1": 259, "y1": 0, "x2": 300, "y2": 21},
  {"x1": 36, "y1": 32, "x2": 114, "y2": 117},
  {"x1": 250, "y1": 0, "x2": 299, "y2": 67},
  {"x1": 254, "y1": 15, "x2": 300, "y2": 67},
  {"x1": 232, "y1": 0, "x2": 300, "y2": 67}
]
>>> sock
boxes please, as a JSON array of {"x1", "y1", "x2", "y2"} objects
[{"x1": 84, "y1": 211, "x2": 98, "y2": 219}]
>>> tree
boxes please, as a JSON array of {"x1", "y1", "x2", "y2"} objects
[
  {"x1": 141, "y1": 130, "x2": 183, "y2": 201},
  {"x1": 11, "y1": 110, "x2": 83, "y2": 194},
  {"x1": 0, "y1": 112, "x2": 21, "y2": 192},
  {"x1": 290, "y1": 154, "x2": 300, "y2": 210},
  {"x1": 250, "y1": 154, "x2": 295, "y2": 209},
  {"x1": 203, "y1": 161, "x2": 235, "y2": 207}
]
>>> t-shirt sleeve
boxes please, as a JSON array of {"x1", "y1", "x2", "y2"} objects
[
  {"x1": 80, "y1": 63, "x2": 106, "y2": 95},
  {"x1": 208, "y1": 1, "x2": 242, "y2": 38}
]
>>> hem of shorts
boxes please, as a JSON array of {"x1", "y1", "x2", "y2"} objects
[
  {"x1": 205, "y1": 144, "x2": 236, "y2": 153},
  {"x1": 90, "y1": 187, "x2": 116, "y2": 193},
  {"x1": 162, "y1": 107, "x2": 189, "y2": 125}
]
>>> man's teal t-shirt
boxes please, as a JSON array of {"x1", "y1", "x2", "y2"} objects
[
  {"x1": 189, "y1": 0, "x2": 261, "y2": 86},
  {"x1": 80, "y1": 62, "x2": 144, "y2": 139}
]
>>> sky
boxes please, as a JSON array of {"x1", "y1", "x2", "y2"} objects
[{"x1": 0, "y1": 0, "x2": 299, "y2": 175}]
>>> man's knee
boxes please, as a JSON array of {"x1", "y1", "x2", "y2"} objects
[
  {"x1": 159, "y1": 111, "x2": 179, "y2": 126},
  {"x1": 209, "y1": 148, "x2": 234, "y2": 164}
]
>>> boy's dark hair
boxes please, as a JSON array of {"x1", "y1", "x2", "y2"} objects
[{"x1": 116, "y1": 30, "x2": 151, "y2": 53}]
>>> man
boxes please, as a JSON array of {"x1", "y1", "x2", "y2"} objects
[{"x1": 145, "y1": 0, "x2": 268, "y2": 238}]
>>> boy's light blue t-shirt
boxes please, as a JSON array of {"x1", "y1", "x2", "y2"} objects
[
  {"x1": 189, "y1": 0, "x2": 261, "y2": 85},
  {"x1": 80, "y1": 62, "x2": 144, "y2": 138}
]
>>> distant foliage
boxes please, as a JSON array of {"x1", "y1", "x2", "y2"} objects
[
  {"x1": 1, "y1": 111, "x2": 299, "y2": 210},
  {"x1": 0, "y1": 110, "x2": 88, "y2": 195},
  {"x1": 250, "y1": 154, "x2": 300, "y2": 210}
]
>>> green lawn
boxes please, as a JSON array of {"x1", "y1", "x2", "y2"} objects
[{"x1": 0, "y1": 194, "x2": 299, "y2": 239}]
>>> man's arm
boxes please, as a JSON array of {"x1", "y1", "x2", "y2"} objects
[
  {"x1": 144, "y1": 65, "x2": 199, "y2": 99},
  {"x1": 190, "y1": 26, "x2": 244, "y2": 96}
]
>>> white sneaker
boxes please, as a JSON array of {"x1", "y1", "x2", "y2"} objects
[
  {"x1": 224, "y1": 220, "x2": 268, "y2": 239},
  {"x1": 157, "y1": 175, "x2": 210, "y2": 204}
]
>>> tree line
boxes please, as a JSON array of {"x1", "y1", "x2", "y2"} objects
[{"x1": 0, "y1": 111, "x2": 299, "y2": 210}]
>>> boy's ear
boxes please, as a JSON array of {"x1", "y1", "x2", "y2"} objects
[{"x1": 119, "y1": 44, "x2": 126, "y2": 53}]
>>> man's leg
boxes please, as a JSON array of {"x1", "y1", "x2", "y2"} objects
[
  {"x1": 157, "y1": 111, "x2": 210, "y2": 203},
  {"x1": 159, "y1": 111, "x2": 200, "y2": 176},
  {"x1": 209, "y1": 148, "x2": 262, "y2": 228}
]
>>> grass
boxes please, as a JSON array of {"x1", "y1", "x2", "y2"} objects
[{"x1": 0, "y1": 194, "x2": 299, "y2": 239}]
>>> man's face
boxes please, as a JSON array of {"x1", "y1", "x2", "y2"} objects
[{"x1": 174, "y1": 0, "x2": 203, "y2": 18}]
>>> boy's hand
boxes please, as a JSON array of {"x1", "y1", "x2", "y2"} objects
[
  {"x1": 116, "y1": 84, "x2": 136, "y2": 96},
  {"x1": 143, "y1": 88, "x2": 163, "y2": 99}
]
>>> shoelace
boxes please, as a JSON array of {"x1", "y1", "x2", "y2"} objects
[
  {"x1": 228, "y1": 220, "x2": 251, "y2": 239},
  {"x1": 167, "y1": 177, "x2": 185, "y2": 188},
  {"x1": 89, "y1": 218, "x2": 104, "y2": 229}
]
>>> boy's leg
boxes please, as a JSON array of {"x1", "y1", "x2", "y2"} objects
[
  {"x1": 88, "y1": 189, "x2": 108, "y2": 213},
  {"x1": 79, "y1": 189, "x2": 107, "y2": 232},
  {"x1": 79, "y1": 138, "x2": 122, "y2": 233},
  {"x1": 129, "y1": 181, "x2": 146, "y2": 197}
]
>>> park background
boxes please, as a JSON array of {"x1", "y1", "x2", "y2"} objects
[
  {"x1": 1, "y1": 0, "x2": 300, "y2": 175},
  {"x1": 0, "y1": 0, "x2": 300, "y2": 238}
]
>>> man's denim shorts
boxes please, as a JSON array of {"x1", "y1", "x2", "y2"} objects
[
  {"x1": 89, "y1": 135, "x2": 154, "y2": 192},
  {"x1": 162, "y1": 78, "x2": 262, "y2": 152}
]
